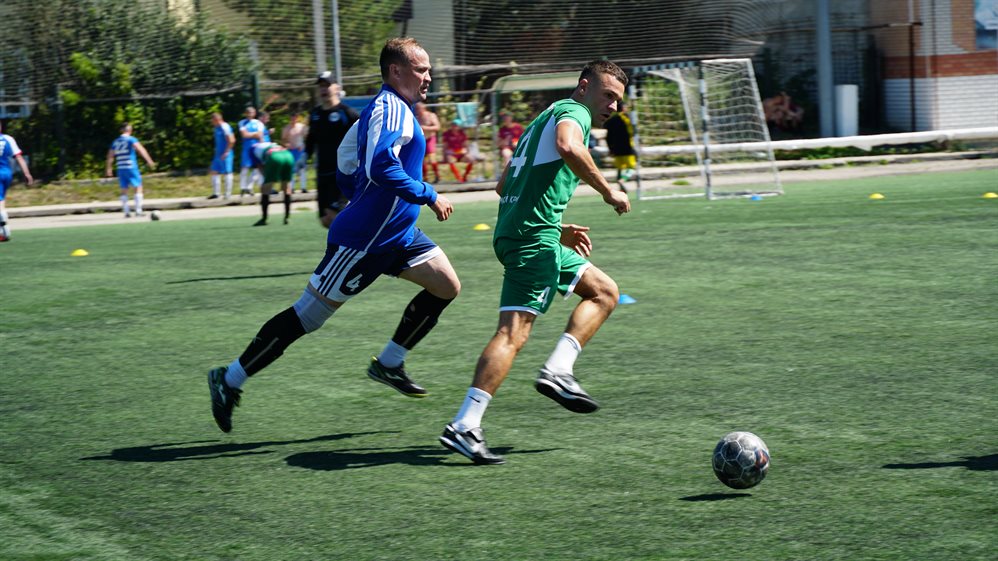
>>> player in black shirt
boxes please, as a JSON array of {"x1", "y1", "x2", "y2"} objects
[{"x1": 306, "y1": 71, "x2": 361, "y2": 228}]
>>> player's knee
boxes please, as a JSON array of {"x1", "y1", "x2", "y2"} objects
[
  {"x1": 292, "y1": 288, "x2": 337, "y2": 333},
  {"x1": 436, "y1": 276, "x2": 460, "y2": 300}
]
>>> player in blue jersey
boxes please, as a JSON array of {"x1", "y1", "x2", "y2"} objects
[
  {"x1": 0, "y1": 120, "x2": 35, "y2": 242},
  {"x1": 105, "y1": 123, "x2": 156, "y2": 218},
  {"x1": 237, "y1": 107, "x2": 264, "y2": 196},
  {"x1": 208, "y1": 112, "x2": 235, "y2": 200},
  {"x1": 207, "y1": 38, "x2": 459, "y2": 433}
]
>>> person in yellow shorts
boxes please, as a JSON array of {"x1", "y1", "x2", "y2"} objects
[{"x1": 603, "y1": 101, "x2": 637, "y2": 182}]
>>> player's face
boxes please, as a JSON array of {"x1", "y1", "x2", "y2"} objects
[
  {"x1": 318, "y1": 81, "x2": 341, "y2": 105},
  {"x1": 579, "y1": 73, "x2": 626, "y2": 126},
  {"x1": 392, "y1": 48, "x2": 432, "y2": 104},
  {"x1": 245, "y1": 108, "x2": 256, "y2": 119}
]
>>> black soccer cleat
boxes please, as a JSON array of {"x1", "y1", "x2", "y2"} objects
[
  {"x1": 439, "y1": 424, "x2": 505, "y2": 465},
  {"x1": 534, "y1": 369, "x2": 600, "y2": 413},
  {"x1": 208, "y1": 366, "x2": 242, "y2": 433},
  {"x1": 366, "y1": 357, "x2": 427, "y2": 398}
]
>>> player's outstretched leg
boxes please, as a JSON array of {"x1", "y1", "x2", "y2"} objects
[
  {"x1": 207, "y1": 366, "x2": 242, "y2": 433},
  {"x1": 439, "y1": 424, "x2": 505, "y2": 465},
  {"x1": 535, "y1": 368, "x2": 600, "y2": 413},
  {"x1": 366, "y1": 358, "x2": 427, "y2": 397},
  {"x1": 534, "y1": 266, "x2": 618, "y2": 413}
]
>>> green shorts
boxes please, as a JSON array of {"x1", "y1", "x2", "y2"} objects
[
  {"x1": 493, "y1": 236, "x2": 591, "y2": 315},
  {"x1": 263, "y1": 149, "x2": 295, "y2": 184}
]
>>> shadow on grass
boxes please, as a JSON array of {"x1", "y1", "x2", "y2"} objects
[
  {"x1": 286, "y1": 445, "x2": 556, "y2": 470},
  {"x1": 679, "y1": 493, "x2": 752, "y2": 502},
  {"x1": 80, "y1": 432, "x2": 393, "y2": 462},
  {"x1": 165, "y1": 270, "x2": 312, "y2": 284},
  {"x1": 883, "y1": 453, "x2": 997, "y2": 472}
]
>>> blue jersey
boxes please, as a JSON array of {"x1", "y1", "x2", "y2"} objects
[
  {"x1": 238, "y1": 118, "x2": 263, "y2": 159},
  {"x1": 0, "y1": 134, "x2": 22, "y2": 176},
  {"x1": 110, "y1": 135, "x2": 139, "y2": 170},
  {"x1": 330, "y1": 85, "x2": 437, "y2": 253},
  {"x1": 214, "y1": 122, "x2": 234, "y2": 157}
]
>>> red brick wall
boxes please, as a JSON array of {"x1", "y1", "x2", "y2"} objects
[{"x1": 885, "y1": 51, "x2": 998, "y2": 78}]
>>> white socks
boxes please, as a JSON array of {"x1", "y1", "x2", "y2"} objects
[
  {"x1": 377, "y1": 340, "x2": 408, "y2": 369},
  {"x1": 225, "y1": 359, "x2": 248, "y2": 389},
  {"x1": 0, "y1": 209, "x2": 9, "y2": 237},
  {"x1": 543, "y1": 333, "x2": 582, "y2": 375},
  {"x1": 453, "y1": 387, "x2": 492, "y2": 431},
  {"x1": 211, "y1": 175, "x2": 221, "y2": 196},
  {"x1": 120, "y1": 194, "x2": 130, "y2": 215},
  {"x1": 134, "y1": 193, "x2": 143, "y2": 215},
  {"x1": 225, "y1": 173, "x2": 233, "y2": 198},
  {"x1": 240, "y1": 168, "x2": 252, "y2": 193}
]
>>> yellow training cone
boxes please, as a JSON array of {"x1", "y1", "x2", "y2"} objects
[
  {"x1": 869, "y1": 193, "x2": 885, "y2": 200},
  {"x1": 473, "y1": 223, "x2": 491, "y2": 231},
  {"x1": 983, "y1": 192, "x2": 997, "y2": 199},
  {"x1": 71, "y1": 249, "x2": 89, "y2": 257}
]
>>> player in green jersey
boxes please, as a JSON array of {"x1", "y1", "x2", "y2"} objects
[{"x1": 440, "y1": 60, "x2": 631, "y2": 464}]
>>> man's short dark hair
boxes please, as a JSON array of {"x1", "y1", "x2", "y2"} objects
[
  {"x1": 380, "y1": 37, "x2": 423, "y2": 80},
  {"x1": 579, "y1": 60, "x2": 628, "y2": 88}
]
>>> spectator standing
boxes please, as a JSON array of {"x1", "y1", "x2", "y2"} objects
[
  {"x1": 306, "y1": 72, "x2": 360, "y2": 228},
  {"x1": 415, "y1": 102, "x2": 442, "y2": 183},
  {"x1": 603, "y1": 102, "x2": 637, "y2": 182},
  {"x1": 282, "y1": 111, "x2": 309, "y2": 193}
]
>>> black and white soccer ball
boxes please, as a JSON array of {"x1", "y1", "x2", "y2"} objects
[
  {"x1": 150, "y1": 210, "x2": 161, "y2": 221},
  {"x1": 712, "y1": 431, "x2": 770, "y2": 489}
]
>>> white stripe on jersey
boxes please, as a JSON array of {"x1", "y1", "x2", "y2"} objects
[
  {"x1": 363, "y1": 196, "x2": 401, "y2": 253},
  {"x1": 389, "y1": 95, "x2": 402, "y2": 132},
  {"x1": 364, "y1": 96, "x2": 385, "y2": 180},
  {"x1": 337, "y1": 122, "x2": 360, "y2": 175}
]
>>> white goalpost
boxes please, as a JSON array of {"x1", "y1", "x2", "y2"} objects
[{"x1": 632, "y1": 59, "x2": 782, "y2": 200}]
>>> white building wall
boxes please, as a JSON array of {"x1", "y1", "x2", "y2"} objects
[
  {"x1": 884, "y1": 74, "x2": 998, "y2": 130},
  {"x1": 406, "y1": 0, "x2": 455, "y2": 70}
]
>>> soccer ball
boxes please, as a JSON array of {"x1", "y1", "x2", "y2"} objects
[
  {"x1": 712, "y1": 431, "x2": 770, "y2": 489},
  {"x1": 150, "y1": 210, "x2": 161, "y2": 221}
]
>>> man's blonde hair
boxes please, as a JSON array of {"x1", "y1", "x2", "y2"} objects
[{"x1": 380, "y1": 37, "x2": 424, "y2": 79}]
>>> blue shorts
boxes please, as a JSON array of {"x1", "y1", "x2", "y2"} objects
[
  {"x1": 240, "y1": 149, "x2": 254, "y2": 169},
  {"x1": 211, "y1": 154, "x2": 233, "y2": 174},
  {"x1": 0, "y1": 170, "x2": 11, "y2": 200},
  {"x1": 118, "y1": 168, "x2": 142, "y2": 189},
  {"x1": 290, "y1": 148, "x2": 305, "y2": 169},
  {"x1": 308, "y1": 229, "x2": 442, "y2": 302}
]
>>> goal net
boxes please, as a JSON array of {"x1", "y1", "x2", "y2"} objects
[{"x1": 633, "y1": 59, "x2": 782, "y2": 200}]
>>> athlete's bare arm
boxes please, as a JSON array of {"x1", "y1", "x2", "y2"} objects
[{"x1": 555, "y1": 121, "x2": 630, "y2": 215}]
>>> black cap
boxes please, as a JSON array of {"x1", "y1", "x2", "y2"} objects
[{"x1": 316, "y1": 71, "x2": 334, "y2": 84}]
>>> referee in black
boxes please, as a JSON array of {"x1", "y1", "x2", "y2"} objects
[{"x1": 306, "y1": 71, "x2": 360, "y2": 228}]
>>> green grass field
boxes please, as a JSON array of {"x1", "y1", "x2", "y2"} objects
[{"x1": 2, "y1": 169, "x2": 996, "y2": 561}]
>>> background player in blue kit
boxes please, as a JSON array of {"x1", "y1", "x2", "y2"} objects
[
  {"x1": 237, "y1": 106, "x2": 264, "y2": 196},
  {"x1": 105, "y1": 123, "x2": 156, "y2": 218},
  {"x1": 207, "y1": 37, "x2": 458, "y2": 434},
  {"x1": 208, "y1": 112, "x2": 235, "y2": 200},
  {"x1": 0, "y1": 120, "x2": 35, "y2": 242}
]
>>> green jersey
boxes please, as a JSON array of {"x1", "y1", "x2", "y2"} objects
[{"x1": 494, "y1": 99, "x2": 592, "y2": 243}]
